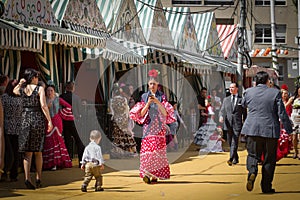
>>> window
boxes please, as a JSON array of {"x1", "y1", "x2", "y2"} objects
[
  {"x1": 255, "y1": 0, "x2": 286, "y2": 6},
  {"x1": 254, "y1": 24, "x2": 286, "y2": 44},
  {"x1": 204, "y1": 0, "x2": 234, "y2": 5}
]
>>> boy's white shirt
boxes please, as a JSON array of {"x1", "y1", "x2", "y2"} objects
[{"x1": 81, "y1": 141, "x2": 104, "y2": 165}]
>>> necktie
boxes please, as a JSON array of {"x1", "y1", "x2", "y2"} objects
[{"x1": 232, "y1": 95, "x2": 235, "y2": 109}]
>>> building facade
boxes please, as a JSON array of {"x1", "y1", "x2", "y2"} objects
[{"x1": 162, "y1": 0, "x2": 299, "y2": 90}]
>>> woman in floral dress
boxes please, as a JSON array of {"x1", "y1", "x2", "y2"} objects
[
  {"x1": 110, "y1": 84, "x2": 137, "y2": 158},
  {"x1": 130, "y1": 69, "x2": 176, "y2": 184},
  {"x1": 42, "y1": 84, "x2": 72, "y2": 170}
]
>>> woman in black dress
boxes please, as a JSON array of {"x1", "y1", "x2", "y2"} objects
[{"x1": 13, "y1": 69, "x2": 53, "y2": 189}]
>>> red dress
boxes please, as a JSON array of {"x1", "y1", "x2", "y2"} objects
[
  {"x1": 261, "y1": 102, "x2": 292, "y2": 162},
  {"x1": 130, "y1": 92, "x2": 176, "y2": 179},
  {"x1": 43, "y1": 97, "x2": 72, "y2": 170}
]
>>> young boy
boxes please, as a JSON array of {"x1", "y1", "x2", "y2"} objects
[{"x1": 81, "y1": 130, "x2": 104, "y2": 192}]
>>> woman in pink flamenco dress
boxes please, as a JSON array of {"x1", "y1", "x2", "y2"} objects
[
  {"x1": 42, "y1": 84, "x2": 72, "y2": 170},
  {"x1": 130, "y1": 69, "x2": 176, "y2": 184}
]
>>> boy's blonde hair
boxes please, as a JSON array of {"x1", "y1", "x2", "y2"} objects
[{"x1": 90, "y1": 130, "x2": 101, "y2": 140}]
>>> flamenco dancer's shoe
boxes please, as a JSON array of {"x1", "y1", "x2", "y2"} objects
[{"x1": 143, "y1": 176, "x2": 151, "y2": 184}]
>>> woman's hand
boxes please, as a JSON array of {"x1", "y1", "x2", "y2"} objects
[
  {"x1": 47, "y1": 121, "x2": 53, "y2": 132},
  {"x1": 148, "y1": 95, "x2": 160, "y2": 104},
  {"x1": 19, "y1": 78, "x2": 26, "y2": 84}
]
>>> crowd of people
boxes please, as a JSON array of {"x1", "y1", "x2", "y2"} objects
[
  {"x1": 192, "y1": 71, "x2": 300, "y2": 193},
  {"x1": 0, "y1": 69, "x2": 85, "y2": 190},
  {"x1": 0, "y1": 69, "x2": 299, "y2": 194}
]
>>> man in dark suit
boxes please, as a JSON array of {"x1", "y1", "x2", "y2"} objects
[
  {"x1": 60, "y1": 81, "x2": 85, "y2": 167},
  {"x1": 242, "y1": 71, "x2": 292, "y2": 193},
  {"x1": 197, "y1": 87, "x2": 208, "y2": 128},
  {"x1": 219, "y1": 82, "x2": 246, "y2": 166}
]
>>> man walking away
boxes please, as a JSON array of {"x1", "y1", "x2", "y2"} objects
[{"x1": 241, "y1": 71, "x2": 292, "y2": 193}]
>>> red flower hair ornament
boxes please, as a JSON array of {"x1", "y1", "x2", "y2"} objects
[{"x1": 148, "y1": 69, "x2": 160, "y2": 78}]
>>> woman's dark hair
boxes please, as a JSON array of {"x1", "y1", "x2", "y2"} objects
[
  {"x1": 255, "y1": 71, "x2": 269, "y2": 85},
  {"x1": 22, "y1": 68, "x2": 39, "y2": 86},
  {"x1": 169, "y1": 101, "x2": 177, "y2": 106},
  {"x1": 46, "y1": 85, "x2": 56, "y2": 92},
  {"x1": 65, "y1": 81, "x2": 74, "y2": 92},
  {"x1": 4, "y1": 79, "x2": 18, "y2": 96}
]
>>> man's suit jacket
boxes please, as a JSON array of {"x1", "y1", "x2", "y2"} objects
[
  {"x1": 241, "y1": 84, "x2": 293, "y2": 138},
  {"x1": 219, "y1": 95, "x2": 246, "y2": 132}
]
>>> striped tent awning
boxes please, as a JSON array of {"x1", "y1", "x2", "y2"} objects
[
  {"x1": 164, "y1": 7, "x2": 192, "y2": 49},
  {"x1": 3, "y1": 19, "x2": 107, "y2": 48},
  {"x1": 102, "y1": 38, "x2": 145, "y2": 64},
  {"x1": 70, "y1": 37, "x2": 145, "y2": 64},
  {"x1": 113, "y1": 62, "x2": 138, "y2": 72},
  {"x1": 160, "y1": 50, "x2": 215, "y2": 74},
  {"x1": 135, "y1": 0, "x2": 156, "y2": 43},
  {"x1": 114, "y1": 38, "x2": 151, "y2": 56},
  {"x1": 110, "y1": 38, "x2": 215, "y2": 75},
  {"x1": 0, "y1": 19, "x2": 43, "y2": 52},
  {"x1": 217, "y1": 24, "x2": 238, "y2": 60},
  {"x1": 110, "y1": 38, "x2": 178, "y2": 64},
  {"x1": 204, "y1": 55, "x2": 237, "y2": 74},
  {"x1": 192, "y1": 12, "x2": 214, "y2": 51},
  {"x1": 179, "y1": 53, "x2": 215, "y2": 74},
  {"x1": 96, "y1": 0, "x2": 122, "y2": 31}
]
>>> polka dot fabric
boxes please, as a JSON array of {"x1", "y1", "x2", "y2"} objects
[{"x1": 130, "y1": 94, "x2": 176, "y2": 180}]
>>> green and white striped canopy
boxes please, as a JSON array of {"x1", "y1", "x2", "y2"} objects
[
  {"x1": 135, "y1": 0, "x2": 175, "y2": 49},
  {"x1": 165, "y1": 7, "x2": 199, "y2": 52},
  {"x1": 204, "y1": 55, "x2": 236, "y2": 74},
  {"x1": 0, "y1": 49, "x2": 21, "y2": 79},
  {"x1": 70, "y1": 37, "x2": 145, "y2": 65},
  {"x1": 192, "y1": 12, "x2": 223, "y2": 57},
  {"x1": 0, "y1": 19, "x2": 43, "y2": 52},
  {"x1": 3, "y1": 19, "x2": 106, "y2": 48},
  {"x1": 192, "y1": 12, "x2": 214, "y2": 51},
  {"x1": 96, "y1": 0, "x2": 122, "y2": 32},
  {"x1": 135, "y1": 0, "x2": 156, "y2": 42},
  {"x1": 49, "y1": 0, "x2": 69, "y2": 24},
  {"x1": 51, "y1": 0, "x2": 111, "y2": 32}
]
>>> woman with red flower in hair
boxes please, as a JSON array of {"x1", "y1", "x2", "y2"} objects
[{"x1": 130, "y1": 69, "x2": 176, "y2": 184}]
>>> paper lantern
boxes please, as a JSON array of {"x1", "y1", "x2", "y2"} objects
[
  {"x1": 263, "y1": 48, "x2": 271, "y2": 56},
  {"x1": 276, "y1": 49, "x2": 280, "y2": 54},
  {"x1": 253, "y1": 49, "x2": 260, "y2": 57}
]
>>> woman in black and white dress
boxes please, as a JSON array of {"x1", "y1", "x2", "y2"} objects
[{"x1": 13, "y1": 69, "x2": 53, "y2": 189}]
